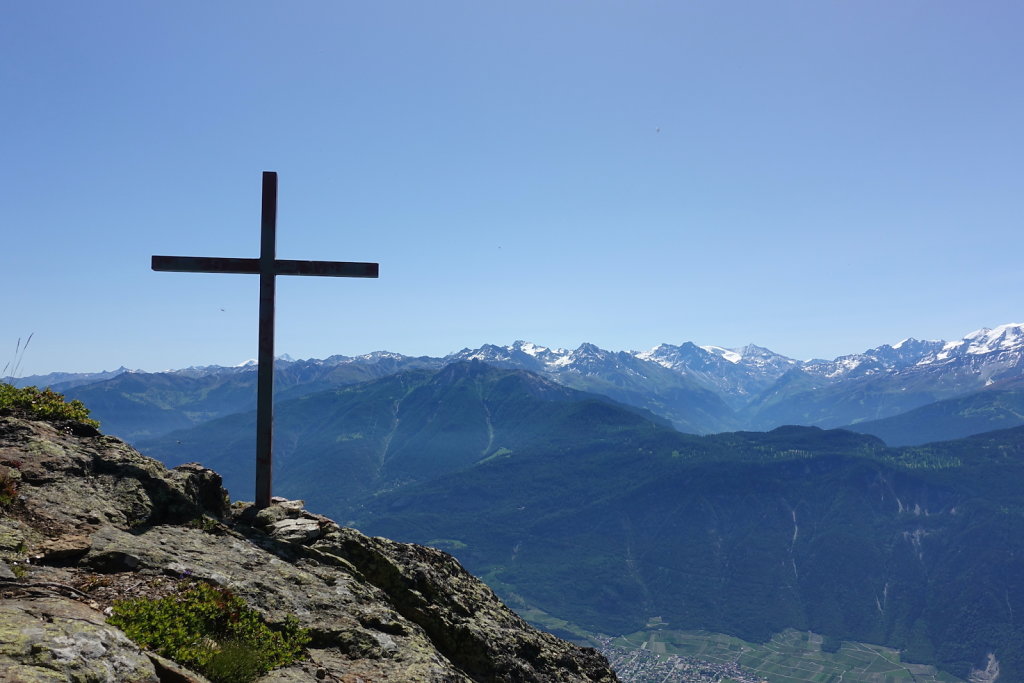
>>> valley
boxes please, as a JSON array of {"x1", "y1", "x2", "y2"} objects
[
  {"x1": 354, "y1": 419, "x2": 1024, "y2": 680},
  {"x1": 489, "y1": 595, "x2": 963, "y2": 683},
  {"x1": 597, "y1": 629, "x2": 962, "y2": 683}
]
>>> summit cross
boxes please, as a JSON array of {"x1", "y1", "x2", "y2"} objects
[{"x1": 152, "y1": 171, "x2": 379, "y2": 508}]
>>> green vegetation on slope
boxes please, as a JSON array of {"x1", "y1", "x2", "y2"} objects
[
  {"x1": 0, "y1": 382, "x2": 98, "y2": 427},
  {"x1": 847, "y1": 389, "x2": 1024, "y2": 446},
  {"x1": 356, "y1": 424, "x2": 1024, "y2": 681},
  {"x1": 108, "y1": 581, "x2": 309, "y2": 683}
]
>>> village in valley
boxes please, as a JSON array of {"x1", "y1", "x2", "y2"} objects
[
  {"x1": 595, "y1": 635, "x2": 766, "y2": 683},
  {"x1": 592, "y1": 628, "x2": 964, "y2": 683}
]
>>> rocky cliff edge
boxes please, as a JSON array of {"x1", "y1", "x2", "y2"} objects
[{"x1": 0, "y1": 415, "x2": 618, "y2": 682}]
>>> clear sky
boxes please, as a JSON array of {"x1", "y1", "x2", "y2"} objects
[{"x1": 3, "y1": 2, "x2": 1022, "y2": 375}]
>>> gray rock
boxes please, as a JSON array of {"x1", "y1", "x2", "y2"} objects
[
  {"x1": 35, "y1": 534, "x2": 91, "y2": 563},
  {"x1": 269, "y1": 517, "x2": 322, "y2": 544},
  {"x1": 147, "y1": 652, "x2": 213, "y2": 683},
  {"x1": 0, "y1": 415, "x2": 619, "y2": 682},
  {"x1": 0, "y1": 596, "x2": 159, "y2": 681}
]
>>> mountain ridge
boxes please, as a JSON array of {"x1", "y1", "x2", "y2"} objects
[
  {"x1": 40, "y1": 322, "x2": 1024, "y2": 445},
  {"x1": 17, "y1": 322, "x2": 1024, "y2": 392},
  {"x1": 137, "y1": 361, "x2": 677, "y2": 520}
]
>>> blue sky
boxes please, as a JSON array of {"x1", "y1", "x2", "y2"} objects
[{"x1": 3, "y1": 2, "x2": 1022, "y2": 374}]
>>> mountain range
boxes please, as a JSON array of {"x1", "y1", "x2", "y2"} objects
[{"x1": 10, "y1": 322, "x2": 1024, "y2": 446}]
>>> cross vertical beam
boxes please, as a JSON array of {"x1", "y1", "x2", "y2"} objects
[
  {"x1": 256, "y1": 172, "x2": 277, "y2": 507},
  {"x1": 152, "y1": 171, "x2": 379, "y2": 508}
]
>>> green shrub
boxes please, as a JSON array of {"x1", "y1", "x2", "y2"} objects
[
  {"x1": 108, "y1": 581, "x2": 309, "y2": 683},
  {"x1": 0, "y1": 383, "x2": 99, "y2": 427},
  {"x1": 0, "y1": 467, "x2": 17, "y2": 509}
]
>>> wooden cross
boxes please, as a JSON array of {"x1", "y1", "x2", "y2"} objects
[{"x1": 152, "y1": 171, "x2": 379, "y2": 508}]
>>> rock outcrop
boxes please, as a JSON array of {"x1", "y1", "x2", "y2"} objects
[{"x1": 0, "y1": 415, "x2": 618, "y2": 682}]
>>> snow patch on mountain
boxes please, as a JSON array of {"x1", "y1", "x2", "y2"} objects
[
  {"x1": 549, "y1": 354, "x2": 574, "y2": 368},
  {"x1": 965, "y1": 323, "x2": 1024, "y2": 354},
  {"x1": 829, "y1": 357, "x2": 867, "y2": 378},
  {"x1": 700, "y1": 345, "x2": 743, "y2": 364},
  {"x1": 515, "y1": 341, "x2": 550, "y2": 357},
  {"x1": 917, "y1": 323, "x2": 1024, "y2": 365}
]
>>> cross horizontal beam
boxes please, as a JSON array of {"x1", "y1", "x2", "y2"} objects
[{"x1": 152, "y1": 255, "x2": 379, "y2": 278}]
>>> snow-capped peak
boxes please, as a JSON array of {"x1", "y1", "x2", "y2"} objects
[
  {"x1": 963, "y1": 323, "x2": 1024, "y2": 355},
  {"x1": 512, "y1": 341, "x2": 550, "y2": 357},
  {"x1": 230, "y1": 353, "x2": 293, "y2": 367},
  {"x1": 354, "y1": 351, "x2": 406, "y2": 362},
  {"x1": 915, "y1": 323, "x2": 1024, "y2": 365},
  {"x1": 699, "y1": 345, "x2": 743, "y2": 364}
]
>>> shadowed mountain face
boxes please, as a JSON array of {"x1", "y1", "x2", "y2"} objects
[
  {"x1": 844, "y1": 389, "x2": 1024, "y2": 446},
  {"x1": 61, "y1": 353, "x2": 444, "y2": 442},
  {"x1": 138, "y1": 361, "x2": 672, "y2": 518},
  {"x1": 355, "y1": 424, "x2": 1024, "y2": 681}
]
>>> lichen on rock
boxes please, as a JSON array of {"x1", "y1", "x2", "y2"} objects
[{"x1": 0, "y1": 596, "x2": 160, "y2": 681}]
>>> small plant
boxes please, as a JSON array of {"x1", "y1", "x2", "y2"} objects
[
  {"x1": 0, "y1": 383, "x2": 99, "y2": 428},
  {"x1": 79, "y1": 575, "x2": 114, "y2": 591},
  {"x1": 185, "y1": 515, "x2": 223, "y2": 534},
  {"x1": 2, "y1": 333, "x2": 33, "y2": 380},
  {"x1": 0, "y1": 467, "x2": 17, "y2": 509},
  {"x1": 108, "y1": 581, "x2": 309, "y2": 683}
]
